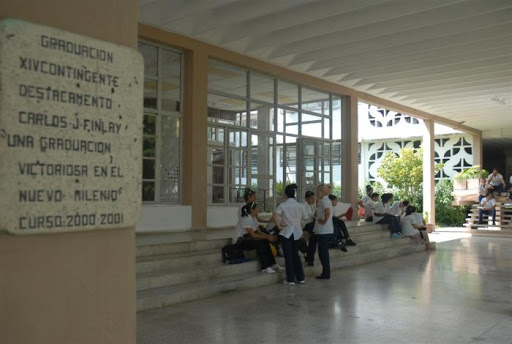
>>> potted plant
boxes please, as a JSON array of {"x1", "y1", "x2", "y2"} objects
[{"x1": 453, "y1": 165, "x2": 488, "y2": 190}]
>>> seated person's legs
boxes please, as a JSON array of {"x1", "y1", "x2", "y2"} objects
[{"x1": 239, "y1": 238, "x2": 276, "y2": 270}]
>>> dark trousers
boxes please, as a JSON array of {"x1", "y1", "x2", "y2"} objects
[
  {"x1": 332, "y1": 217, "x2": 350, "y2": 240},
  {"x1": 479, "y1": 209, "x2": 496, "y2": 224},
  {"x1": 377, "y1": 216, "x2": 401, "y2": 234},
  {"x1": 281, "y1": 234, "x2": 305, "y2": 283},
  {"x1": 306, "y1": 233, "x2": 318, "y2": 264},
  {"x1": 490, "y1": 184, "x2": 504, "y2": 194},
  {"x1": 239, "y1": 238, "x2": 276, "y2": 269},
  {"x1": 317, "y1": 234, "x2": 331, "y2": 278}
]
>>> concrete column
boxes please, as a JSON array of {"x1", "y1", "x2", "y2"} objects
[
  {"x1": 342, "y1": 95, "x2": 359, "y2": 210},
  {"x1": 472, "y1": 133, "x2": 482, "y2": 168},
  {"x1": 183, "y1": 48, "x2": 208, "y2": 229},
  {"x1": 0, "y1": 1, "x2": 138, "y2": 344},
  {"x1": 422, "y1": 119, "x2": 435, "y2": 225}
]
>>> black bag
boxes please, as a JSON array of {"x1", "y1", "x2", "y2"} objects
[{"x1": 221, "y1": 243, "x2": 246, "y2": 264}]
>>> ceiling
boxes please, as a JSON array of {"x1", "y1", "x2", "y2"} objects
[{"x1": 139, "y1": 0, "x2": 512, "y2": 147}]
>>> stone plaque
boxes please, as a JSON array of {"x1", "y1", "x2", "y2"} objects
[{"x1": 0, "y1": 19, "x2": 143, "y2": 234}]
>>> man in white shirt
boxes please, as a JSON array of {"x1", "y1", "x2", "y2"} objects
[
  {"x1": 363, "y1": 193, "x2": 379, "y2": 222},
  {"x1": 487, "y1": 168, "x2": 506, "y2": 194},
  {"x1": 478, "y1": 192, "x2": 496, "y2": 225},
  {"x1": 274, "y1": 184, "x2": 309, "y2": 285},
  {"x1": 390, "y1": 200, "x2": 409, "y2": 217}
]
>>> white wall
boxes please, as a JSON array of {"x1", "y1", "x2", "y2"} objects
[
  {"x1": 137, "y1": 205, "x2": 192, "y2": 232},
  {"x1": 207, "y1": 206, "x2": 239, "y2": 228}
]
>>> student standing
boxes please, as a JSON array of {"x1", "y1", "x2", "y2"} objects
[
  {"x1": 273, "y1": 184, "x2": 308, "y2": 285},
  {"x1": 314, "y1": 184, "x2": 333, "y2": 280}
]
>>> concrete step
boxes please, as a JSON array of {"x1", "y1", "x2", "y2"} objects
[
  {"x1": 136, "y1": 237, "x2": 231, "y2": 257},
  {"x1": 136, "y1": 248, "x2": 223, "y2": 274},
  {"x1": 137, "y1": 259, "x2": 261, "y2": 291},
  {"x1": 137, "y1": 270, "x2": 280, "y2": 312},
  {"x1": 136, "y1": 239, "x2": 427, "y2": 312}
]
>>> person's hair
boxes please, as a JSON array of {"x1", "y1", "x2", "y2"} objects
[
  {"x1": 316, "y1": 183, "x2": 327, "y2": 193},
  {"x1": 305, "y1": 190, "x2": 315, "y2": 199},
  {"x1": 405, "y1": 205, "x2": 416, "y2": 216},
  {"x1": 381, "y1": 193, "x2": 392, "y2": 203},
  {"x1": 241, "y1": 202, "x2": 257, "y2": 217},
  {"x1": 371, "y1": 192, "x2": 379, "y2": 199},
  {"x1": 365, "y1": 184, "x2": 372, "y2": 191},
  {"x1": 328, "y1": 194, "x2": 337, "y2": 201},
  {"x1": 243, "y1": 187, "x2": 256, "y2": 202},
  {"x1": 284, "y1": 183, "x2": 298, "y2": 198},
  {"x1": 402, "y1": 200, "x2": 409, "y2": 206}
]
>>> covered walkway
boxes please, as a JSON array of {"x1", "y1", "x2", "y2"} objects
[{"x1": 138, "y1": 234, "x2": 512, "y2": 344}]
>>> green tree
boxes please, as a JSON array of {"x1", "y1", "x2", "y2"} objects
[{"x1": 377, "y1": 148, "x2": 425, "y2": 207}]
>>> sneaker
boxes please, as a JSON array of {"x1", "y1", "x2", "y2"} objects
[
  {"x1": 272, "y1": 264, "x2": 285, "y2": 271},
  {"x1": 261, "y1": 267, "x2": 276, "y2": 274},
  {"x1": 297, "y1": 280, "x2": 306, "y2": 284},
  {"x1": 338, "y1": 242, "x2": 348, "y2": 252},
  {"x1": 345, "y1": 239, "x2": 357, "y2": 246},
  {"x1": 391, "y1": 233, "x2": 401, "y2": 239},
  {"x1": 282, "y1": 280, "x2": 295, "y2": 286}
]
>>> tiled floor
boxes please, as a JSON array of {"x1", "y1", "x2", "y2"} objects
[{"x1": 137, "y1": 234, "x2": 512, "y2": 344}]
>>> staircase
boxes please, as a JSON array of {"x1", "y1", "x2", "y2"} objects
[
  {"x1": 136, "y1": 221, "x2": 428, "y2": 312},
  {"x1": 463, "y1": 197, "x2": 512, "y2": 230}
]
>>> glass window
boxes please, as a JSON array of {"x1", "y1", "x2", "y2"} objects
[
  {"x1": 208, "y1": 59, "x2": 247, "y2": 97},
  {"x1": 250, "y1": 72, "x2": 274, "y2": 103},
  {"x1": 333, "y1": 96, "x2": 342, "y2": 140},
  {"x1": 144, "y1": 79, "x2": 157, "y2": 110},
  {"x1": 139, "y1": 41, "x2": 183, "y2": 203},
  {"x1": 206, "y1": 58, "x2": 346, "y2": 205},
  {"x1": 302, "y1": 88, "x2": 329, "y2": 115},
  {"x1": 208, "y1": 93, "x2": 247, "y2": 126},
  {"x1": 302, "y1": 113, "x2": 322, "y2": 138},
  {"x1": 249, "y1": 102, "x2": 275, "y2": 130},
  {"x1": 277, "y1": 80, "x2": 298, "y2": 108},
  {"x1": 161, "y1": 49, "x2": 182, "y2": 112},
  {"x1": 138, "y1": 42, "x2": 157, "y2": 77},
  {"x1": 159, "y1": 116, "x2": 181, "y2": 203}
]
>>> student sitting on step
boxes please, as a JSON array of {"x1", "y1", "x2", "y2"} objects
[
  {"x1": 363, "y1": 193, "x2": 379, "y2": 222},
  {"x1": 478, "y1": 192, "x2": 497, "y2": 226},
  {"x1": 401, "y1": 205, "x2": 432, "y2": 250},
  {"x1": 373, "y1": 193, "x2": 402, "y2": 238},
  {"x1": 390, "y1": 199, "x2": 409, "y2": 217},
  {"x1": 232, "y1": 202, "x2": 284, "y2": 273},
  {"x1": 329, "y1": 194, "x2": 357, "y2": 250}
]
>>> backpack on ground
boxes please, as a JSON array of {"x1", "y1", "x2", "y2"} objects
[{"x1": 221, "y1": 244, "x2": 248, "y2": 264}]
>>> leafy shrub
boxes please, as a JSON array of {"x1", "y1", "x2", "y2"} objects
[{"x1": 435, "y1": 179, "x2": 470, "y2": 226}]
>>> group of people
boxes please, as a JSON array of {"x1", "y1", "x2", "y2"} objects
[
  {"x1": 231, "y1": 183, "x2": 356, "y2": 285},
  {"x1": 477, "y1": 168, "x2": 512, "y2": 226},
  {"x1": 359, "y1": 185, "x2": 432, "y2": 246}
]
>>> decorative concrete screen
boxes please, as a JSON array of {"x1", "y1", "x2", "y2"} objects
[{"x1": 0, "y1": 19, "x2": 143, "y2": 234}]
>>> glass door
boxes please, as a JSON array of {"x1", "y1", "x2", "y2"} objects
[
  {"x1": 250, "y1": 132, "x2": 276, "y2": 212},
  {"x1": 297, "y1": 138, "x2": 332, "y2": 201}
]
